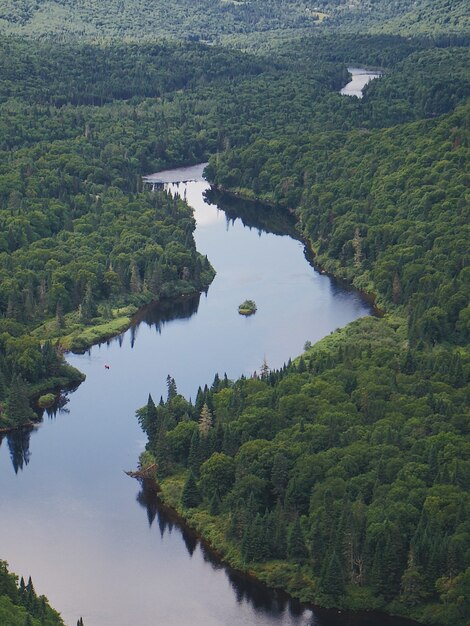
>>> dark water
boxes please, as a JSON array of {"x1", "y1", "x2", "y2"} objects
[{"x1": 0, "y1": 164, "x2": 416, "y2": 625}]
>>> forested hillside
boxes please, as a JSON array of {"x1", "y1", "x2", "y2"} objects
[
  {"x1": 0, "y1": 0, "x2": 468, "y2": 43},
  {"x1": 139, "y1": 106, "x2": 470, "y2": 624},
  {"x1": 320, "y1": 0, "x2": 470, "y2": 36},
  {"x1": 1, "y1": 32, "x2": 406, "y2": 431},
  {"x1": 0, "y1": 0, "x2": 468, "y2": 622},
  {"x1": 134, "y1": 19, "x2": 469, "y2": 626}
]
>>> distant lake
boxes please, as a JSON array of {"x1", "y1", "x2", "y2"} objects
[
  {"x1": 340, "y1": 67, "x2": 382, "y2": 98},
  {"x1": 0, "y1": 165, "x2": 417, "y2": 626}
]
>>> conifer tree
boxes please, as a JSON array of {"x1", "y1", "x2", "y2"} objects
[
  {"x1": 271, "y1": 453, "x2": 289, "y2": 500},
  {"x1": 271, "y1": 501, "x2": 287, "y2": 559},
  {"x1": 181, "y1": 470, "x2": 201, "y2": 509},
  {"x1": 209, "y1": 490, "x2": 221, "y2": 515},
  {"x1": 166, "y1": 375, "x2": 177, "y2": 402},
  {"x1": 7, "y1": 374, "x2": 34, "y2": 427},
  {"x1": 321, "y1": 549, "x2": 344, "y2": 601},
  {"x1": 188, "y1": 428, "x2": 201, "y2": 470},
  {"x1": 287, "y1": 517, "x2": 307, "y2": 562},
  {"x1": 198, "y1": 402, "x2": 212, "y2": 437}
]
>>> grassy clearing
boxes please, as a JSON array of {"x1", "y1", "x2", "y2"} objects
[{"x1": 32, "y1": 305, "x2": 139, "y2": 352}]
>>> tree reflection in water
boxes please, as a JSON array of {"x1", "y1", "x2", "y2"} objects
[
  {"x1": 5, "y1": 428, "x2": 32, "y2": 474},
  {"x1": 133, "y1": 474, "x2": 424, "y2": 626}
]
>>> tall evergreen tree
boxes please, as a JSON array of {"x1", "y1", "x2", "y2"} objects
[
  {"x1": 7, "y1": 374, "x2": 34, "y2": 427},
  {"x1": 198, "y1": 402, "x2": 212, "y2": 437},
  {"x1": 321, "y1": 549, "x2": 344, "y2": 601},
  {"x1": 287, "y1": 517, "x2": 308, "y2": 562},
  {"x1": 181, "y1": 470, "x2": 201, "y2": 509}
]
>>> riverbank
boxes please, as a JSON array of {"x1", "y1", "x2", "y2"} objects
[
  {"x1": 0, "y1": 280, "x2": 215, "y2": 435},
  {"x1": 149, "y1": 464, "x2": 424, "y2": 626},
  {"x1": 211, "y1": 184, "x2": 386, "y2": 315},
  {"x1": 134, "y1": 171, "x2": 466, "y2": 624}
]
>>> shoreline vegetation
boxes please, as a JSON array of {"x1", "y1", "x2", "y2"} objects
[
  {"x1": 136, "y1": 470, "x2": 423, "y2": 626},
  {"x1": 0, "y1": 560, "x2": 65, "y2": 626},
  {"x1": 0, "y1": 3, "x2": 468, "y2": 623},
  {"x1": 0, "y1": 277, "x2": 215, "y2": 434},
  {"x1": 136, "y1": 101, "x2": 469, "y2": 625},
  {"x1": 238, "y1": 299, "x2": 257, "y2": 316}
]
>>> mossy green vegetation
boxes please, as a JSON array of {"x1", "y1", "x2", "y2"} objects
[
  {"x1": 37, "y1": 393, "x2": 56, "y2": 408},
  {"x1": 238, "y1": 300, "x2": 257, "y2": 316}
]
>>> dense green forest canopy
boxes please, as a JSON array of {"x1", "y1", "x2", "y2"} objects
[
  {"x1": 317, "y1": 0, "x2": 470, "y2": 36},
  {"x1": 125, "y1": 13, "x2": 469, "y2": 626},
  {"x1": 0, "y1": 0, "x2": 468, "y2": 622},
  {"x1": 0, "y1": 560, "x2": 64, "y2": 625},
  {"x1": 0, "y1": 0, "x2": 468, "y2": 43}
]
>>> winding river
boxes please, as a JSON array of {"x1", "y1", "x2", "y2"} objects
[
  {"x1": 0, "y1": 70, "x2": 408, "y2": 626},
  {"x1": 340, "y1": 67, "x2": 382, "y2": 98}
]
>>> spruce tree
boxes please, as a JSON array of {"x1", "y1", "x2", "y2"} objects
[
  {"x1": 209, "y1": 491, "x2": 221, "y2": 515},
  {"x1": 271, "y1": 453, "x2": 289, "y2": 500},
  {"x1": 188, "y1": 429, "x2": 202, "y2": 474},
  {"x1": 166, "y1": 375, "x2": 177, "y2": 401},
  {"x1": 287, "y1": 517, "x2": 307, "y2": 562},
  {"x1": 321, "y1": 549, "x2": 344, "y2": 601},
  {"x1": 198, "y1": 402, "x2": 212, "y2": 437},
  {"x1": 181, "y1": 470, "x2": 201, "y2": 509},
  {"x1": 272, "y1": 501, "x2": 287, "y2": 559},
  {"x1": 7, "y1": 374, "x2": 34, "y2": 427}
]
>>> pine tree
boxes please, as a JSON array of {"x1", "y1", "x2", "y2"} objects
[
  {"x1": 79, "y1": 283, "x2": 97, "y2": 322},
  {"x1": 242, "y1": 514, "x2": 268, "y2": 563},
  {"x1": 25, "y1": 576, "x2": 37, "y2": 613},
  {"x1": 271, "y1": 501, "x2": 287, "y2": 559},
  {"x1": 198, "y1": 402, "x2": 212, "y2": 437},
  {"x1": 7, "y1": 374, "x2": 34, "y2": 427},
  {"x1": 209, "y1": 491, "x2": 222, "y2": 515},
  {"x1": 321, "y1": 549, "x2": 344, "y2": 601},
  {"x1": 260, "y1": 357, "x2": 270, "y2": 380},
  {"x1": 271, "y1": 453, "x2": 289, "y2": 500},
  {"x1": 166, "y1": 375, "x2": 177, "y2": 402},
  {"x1": 188, "y1": 429, "x2": 203, "y2": 474},
  {"x1": 181, "y1": 470, "x2": 201, "y2": 509},
  {"x1": 287, "y1": 517, "x2": 307, "y2": 562},
  {"x1": 19, "y1": 576, "x2": 26, "y2": 603},
  {"x1": 210, "y1": 373, "x2": 220, "y2": 392}
]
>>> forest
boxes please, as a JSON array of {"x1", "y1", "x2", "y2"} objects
[
  {"x1": 0, "y1": 0, "x2": 467, "y2": 43},
  {"x1": 0, "y1": 560, "x2": 64, "y2": 625},
  {"x1": 0, "y1": 0, "x2": 468, "y2": 623},
  {"x1": 136, "y1": 19, "x2": 468, "y2": 626}
]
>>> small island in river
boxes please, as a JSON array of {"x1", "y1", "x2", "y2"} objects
[{"x1": 238, "y1": 299, "x2": 257, "y2": 316}]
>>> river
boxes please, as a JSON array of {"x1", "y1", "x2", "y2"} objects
[
  {"x1": 0, "y1": 165, "x2": 416, "y2": 626},
  {"x1": 340, "y1": 67, "x2": 382, "y2": 98}
]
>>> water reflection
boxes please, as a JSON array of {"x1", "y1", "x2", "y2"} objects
[
  {"x1": 134, "y1": 478, "x2": 421, "y2": 626},
  {"x1": 204, "y1": 188, "x2": 298, "y2": 239},
  {"x1": 0, "y1": 164, "x2": 379, "y2": 626},
  {"x1": 102, "y1": 292, "x2": 201, "y2": 351},
  {"x1": 135, "y1": 478, "x2": 160, "y2": 527},
  {"x1": 4, "y1": 428, "x2": 32, "y2": 473}
]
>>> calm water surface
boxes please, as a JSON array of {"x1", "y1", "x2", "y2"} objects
[
  {"x1": 340, "y1": 67, "x2": 382, "y2": 98},
  {"x1": 0, "y1": 165, "x2": 415, "y2": 626}
]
